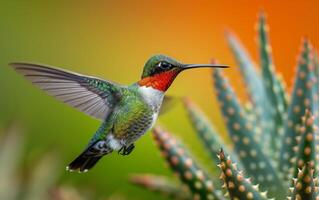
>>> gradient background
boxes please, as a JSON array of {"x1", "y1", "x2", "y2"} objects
[{"x1": 1, "y1": 1, "x2": 319, "y2": 199}]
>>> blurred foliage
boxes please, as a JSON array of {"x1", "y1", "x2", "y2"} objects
[
  {"x1": 0, "y1": 123, "x2": 128, "y2": 200},
  {"x1": 130, "y1": 174, "x2": 191, "y2": 200},
  {"x1": 131, "y1": 12, "x2": 319, "y2": 200}
]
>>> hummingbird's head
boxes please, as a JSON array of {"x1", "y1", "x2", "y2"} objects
[{"x1": 138, "y1": 54, "x2": 228, "y2": 92}]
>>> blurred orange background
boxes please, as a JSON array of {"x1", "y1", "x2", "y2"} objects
[{"x1": 1, "y1": 1, "x2": 319, "y2": 199}]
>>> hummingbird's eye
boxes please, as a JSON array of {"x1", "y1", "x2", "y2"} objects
[{"x1": 158, "y1": 61, "x2": 173, "y2": 70}]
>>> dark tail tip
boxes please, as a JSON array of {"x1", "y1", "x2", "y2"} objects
[{"x1": 66, "y1": 154, "x2": 102, "y2": 173}]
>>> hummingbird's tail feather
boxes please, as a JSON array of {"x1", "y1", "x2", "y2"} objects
[
  {"x1": 66, "y1": 140, "x2": 113, "y2": 172},
  {"x1": 82, "y1": 156, "x2": 103, "y2": 171},
  {"x1": 67, "y1": 155, "x2": 103, "y2": 173}
]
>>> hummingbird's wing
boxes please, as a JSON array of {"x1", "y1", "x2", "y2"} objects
[
  {"x1": 10, "y1": 62, "x2": 123, "y2": 120},
  {"x1": 159, "y1": 95, "x2": 179, "y2": 116}
]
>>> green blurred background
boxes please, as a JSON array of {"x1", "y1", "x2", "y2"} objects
[{"x1": 1, "y1": 1, "x2": 319, "y2": 199}]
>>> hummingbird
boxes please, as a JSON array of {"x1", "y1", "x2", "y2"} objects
[{"x1": 10, "y1": 54, "x2": 228, "y2": 172}]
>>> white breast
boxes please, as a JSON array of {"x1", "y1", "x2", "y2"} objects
[
  {"x1": 138, "y1": 86, "x2": 164, "y2": 112},
  {"x1": 150, "y1": 112, "x2": 159, "y2": 128}
]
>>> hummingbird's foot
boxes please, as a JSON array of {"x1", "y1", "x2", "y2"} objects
[{"x1": 118, "y1": 144, "x2": 135, "y2": 156}]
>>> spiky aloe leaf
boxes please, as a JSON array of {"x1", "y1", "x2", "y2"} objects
[
  {"x1": 152, "y1": 126, "x2": 225, "y2": 200},
  {"x1": 314, "y1": 51, "x2": 319, "y2": 78},
  {"x1": 217, "y1": 149, "x2": 271, "y2": 200},
  {"x1": 313, "y1": 51, "x2": 319, "y2": 126},
  {"x1": 212, "y1": 69, "x2": 285, "y2": 199},
  {"x1": 257, "y1": 11, "x2": 288, "y2": 153},
  {"x1": 182, "y1": 97, "x2": 242, "y2": 169},
  {"x1": 130, "y1": 174, "x2": 191, "y2": 200},
  {"x1": 289, "y1": 164, "x2": 318, "y2": 200},
  {"x1": 225, "y1": 31, "x2": 274, "y2": 152},
  {"x1": 279, "y1": 39, "x2": 317, "y2": 179},
  {"x1": 291, "y1": 110, "x2": 319, "y2": 178}
]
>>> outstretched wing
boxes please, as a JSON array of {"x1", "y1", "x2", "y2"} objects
[{"x1": 10, "y1": 62, "x2": 123, "y2": 120}]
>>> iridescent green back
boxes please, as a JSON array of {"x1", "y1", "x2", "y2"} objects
[
  {"x1": 112, "y1": 91, "x2": 153, "y2": 142},
  {"x1": 92, "y1": 86, "x2": 153, "y2": 144}
]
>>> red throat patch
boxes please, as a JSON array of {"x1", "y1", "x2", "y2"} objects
[{"x1": 138, "y1": 70, "x2": 179, "y2": 91}]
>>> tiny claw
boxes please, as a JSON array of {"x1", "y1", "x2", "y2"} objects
[{"x1": 118, "y1": 144, "x2": 135, "y2": 156}]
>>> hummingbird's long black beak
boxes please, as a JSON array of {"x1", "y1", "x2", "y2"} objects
[{"x1": 181, "y1": 64, "x2": 229, "y2": 70}]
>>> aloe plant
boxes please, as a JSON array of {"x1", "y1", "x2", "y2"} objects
[
  {"x1": 289, "y1": 163, "x2": 318, "y2": 200},
  {"x1": 217, "y1": 149, "x2": 270, "y2": 200},
  {"x1": 151, "y1": 127, "x2": 225, "y2": 200},
  {"x1": 131, "y1": 11, "x2": 319, "y2": 200}
]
